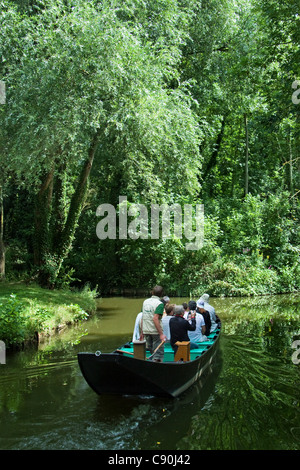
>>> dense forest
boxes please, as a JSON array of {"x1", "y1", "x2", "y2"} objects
[{"x1": 0, "y1": 0, "x2": 299, "y2": 297}]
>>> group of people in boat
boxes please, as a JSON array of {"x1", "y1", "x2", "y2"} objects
[{"x1": 132, "y1": 285, "x2": 219, "y2": 362}]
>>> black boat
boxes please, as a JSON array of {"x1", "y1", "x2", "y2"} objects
[{"x1": 78, "y1": 323, "x2": 221, "y2": 398}]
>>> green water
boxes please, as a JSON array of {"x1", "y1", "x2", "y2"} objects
[{"x1": 0, "y1": 294, "x2": 299, "y2": 450}]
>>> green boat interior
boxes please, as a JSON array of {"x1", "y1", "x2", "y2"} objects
[{"x1": 117, "y1": 327, "x2": 221, "y2": 363}]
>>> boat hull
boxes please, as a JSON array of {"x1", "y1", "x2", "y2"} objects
[{"x1": 78, "y1": 327, "x2": 221, "y2": 398}]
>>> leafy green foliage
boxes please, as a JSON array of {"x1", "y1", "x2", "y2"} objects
[
  {"x1": 0, "y1": 0, "x2": 299, "y2": 297},
  {"x1": 0, "y1": 283, "x2": 97, "y2": 346},
  {"x1": 0, "y1": 294, "x2": 28, "y2": 345},
  {"x1": 1, "y1": 0, "x2": 202, "y2": 287}
]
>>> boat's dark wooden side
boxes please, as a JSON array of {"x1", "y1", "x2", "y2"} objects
[{"x1": 78, "y1": 326, "x2": 221, "y2": 398}]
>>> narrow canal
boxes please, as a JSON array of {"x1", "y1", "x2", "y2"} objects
[{"x1": 0, "y1": 294, "x2": 299, "y2": 450}]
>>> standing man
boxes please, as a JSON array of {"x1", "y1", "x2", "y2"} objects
[{"x1": 141, "y1": 285, "x2": 166, "y2": 362}]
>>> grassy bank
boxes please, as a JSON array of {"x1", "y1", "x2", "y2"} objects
[{"x1": 0, "y1": 281, "x2": 98, "y2": 348}]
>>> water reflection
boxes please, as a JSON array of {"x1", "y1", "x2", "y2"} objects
[
  {"x1": 179, "y1": 331, "x2": 300, "y2": 450},
  {"x1": 90, "y1": 351, "x2": 223, "y2": 450},
  {"x1": 0, "y1": 294, "x2": 299, "y2": 450}
]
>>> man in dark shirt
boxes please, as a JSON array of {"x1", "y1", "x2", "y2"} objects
[{"x1": 169, "y1": 305, "x2": 197, "y2": 353}]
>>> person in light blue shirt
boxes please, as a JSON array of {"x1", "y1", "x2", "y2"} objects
[
  {"x1": 197, "y1": 294, "x2": 218, "y2": 332},
  {"x1": 184, "y1": 300, "x2": 207, "y2": 343}
]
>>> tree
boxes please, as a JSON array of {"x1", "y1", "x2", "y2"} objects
[{"x1": 0, "y1": 0, "x2": 201, "y2": 287}]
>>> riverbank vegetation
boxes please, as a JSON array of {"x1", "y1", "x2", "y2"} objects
[
  {"x1": 0, "y1": 281, "x2": 97, "y2": 347},
  {"x1": 0, "y1": 0, "x2": 299, "y2": 309}
]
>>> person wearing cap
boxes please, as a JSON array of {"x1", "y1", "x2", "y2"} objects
[
  {"x1": 196, "y1": 300, "x2": 211, "y2": 336},
  {"x1": 161, "y1": 295, "x2": 170, "y2": 305},
  {"x1": 169, "y1": 304, "x2": 198, "y2": 353},
  {"x1": 141, "y1": 285, "x2": 166, "y2": 362},
  {"x1": 197, "y1": 293, "x2": 218, "y2": 332},
  {"x1": 185, "y1": 300, "x2": 207, "y2": 343},
  {"x1": 161, "y1": 295, "x2": 170, "y2": 315}
]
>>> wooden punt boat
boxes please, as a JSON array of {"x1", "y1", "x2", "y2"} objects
[{"x1": 78, "y1": 323, "x2": 221, "y2": 398}]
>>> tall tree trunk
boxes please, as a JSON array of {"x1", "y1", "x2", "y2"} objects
[
  {"x1": 56, "y1": 130, "x2": 101, "y2": 262},
  {"x1": 36, "y1": 130, "x2": 101, "y2": 288},
  {"x1": 50, "y1": 160, "x2": 67, "y2": 250},
  {"x1": 244, "y1": 113, "x2": 249, "y2": 197},
  {"x1": 33, "y1": 167, "x2": 54, "y2": 287},
  {"x1": 33, "y1": 167, "x2": 54, "y2": 268},
  {"x1": 0, "y1": 185, "x2": 5, "y2": 280},
  {"x1": 203, "y1": 115, "x2": 227, "y2": 180}
]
